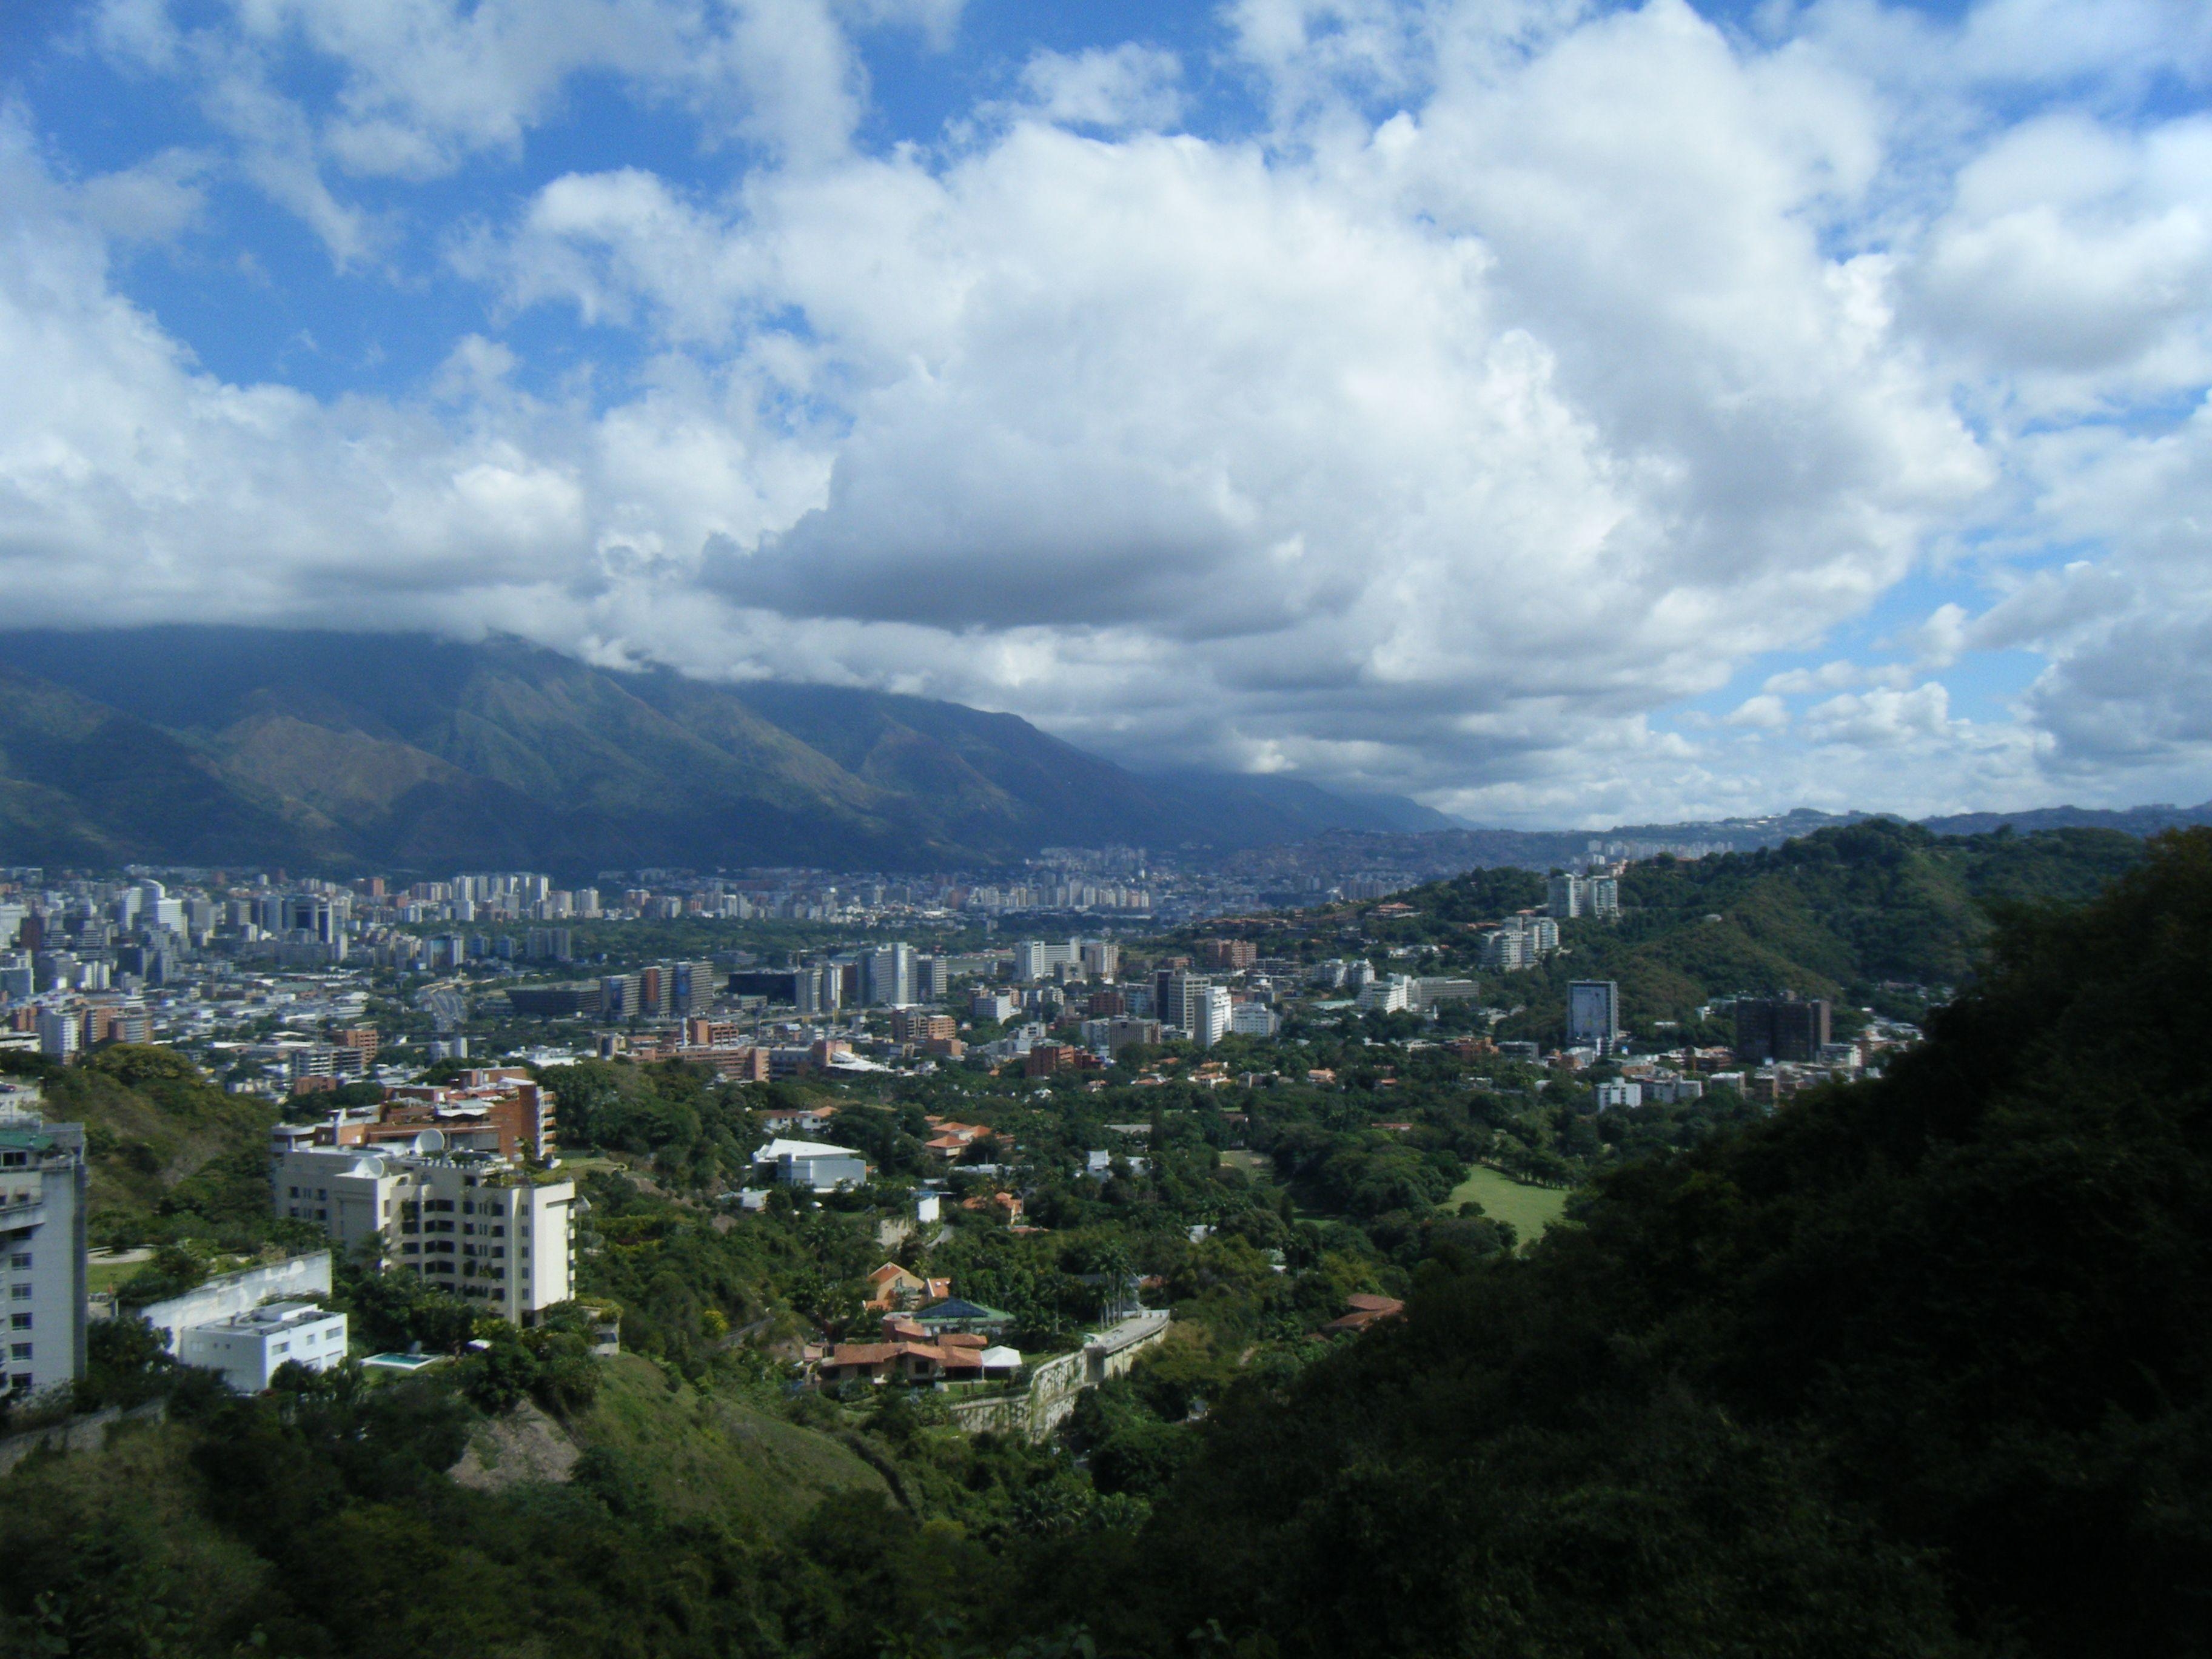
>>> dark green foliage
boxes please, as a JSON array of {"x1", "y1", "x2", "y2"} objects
[
  {"x1": 1045, "y1": 828, "x2": 2212, "y2": 1657},
  {"x1": 542, "y1": 1059, "x2": 772, "y2": 1187}
]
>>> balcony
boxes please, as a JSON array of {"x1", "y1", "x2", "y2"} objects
[{"x1": 0, "y1": 1195, "x2": 47, "y2": 1230}]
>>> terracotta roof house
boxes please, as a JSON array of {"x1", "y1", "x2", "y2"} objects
[{"x1": 1321, "y1": 1293, "x2": 1406, "y2": 1335}]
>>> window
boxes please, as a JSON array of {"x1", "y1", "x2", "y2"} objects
[
  {"x1": 8, "y1": 1256, "x2": 26, "y2": 1270},
  {"x1": 287, "y1": 1185, "x2": 299, "y2": 1198},
  {"x1": 10, "y1": 1286, "x2": 28, "y2": 1300},
  {"x1": 8, "y1": 1373, "x2": 28, "y2": 1390},
  {"x1": 7, "y1": 1346, "x2": 25, "y2": 1361},
  {"x1": 271, "y1": 1341, "x2": 289, "y2": 1354},
  {"x1": 401, "y1": 1242, "x2": 419, "y2": 1255},
  {"x1": 10, "y1": 1313, "x2": 29, "y2": 1330},
  {"x1": 2, "y1": 1152, "x2": 25, "y2": 1168}
]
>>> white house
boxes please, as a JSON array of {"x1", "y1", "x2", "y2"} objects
[
  {"x1": 752, "y1": 1137, "x2": 870, "y2": 1191},
  {"x1": 178, "y1": 1301, "x2": 348, "y2": 1392}
]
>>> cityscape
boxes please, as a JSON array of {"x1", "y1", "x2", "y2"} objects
[{"x1": 2, "y1": 0, "x2": 2207, "y2": 1654}]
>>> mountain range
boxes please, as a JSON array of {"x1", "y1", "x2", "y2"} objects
[{"x1": 0, "y1": 627, "x2": 1452, "y2": 874}]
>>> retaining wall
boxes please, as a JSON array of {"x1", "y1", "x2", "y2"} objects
[
  {"x1": 945, "y1": 1310, "x2": 1171, "y2": 1442},
  {"x1": 0, "y1": 1397, "x2": 168, "y2": 1476}
]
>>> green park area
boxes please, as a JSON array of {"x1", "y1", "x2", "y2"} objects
[{"x1": 1449, "y1": 1165, "x2": 1570, "y2": 1242}]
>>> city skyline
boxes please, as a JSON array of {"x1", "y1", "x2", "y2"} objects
[{"x1": 5, "y1": 0, "x2": 2210, "y2": 828}]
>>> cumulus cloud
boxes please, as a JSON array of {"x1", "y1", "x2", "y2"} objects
[
  {"x1": 1, "y1": 0, "x2": 2208, "y2": 822},
  {"x1": 1014, "y1": 45, "x2": 1187, "y2": 132}
]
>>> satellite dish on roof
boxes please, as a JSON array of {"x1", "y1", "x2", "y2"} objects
[{"x1": 415, "y1": 1128, "x2": 446, "y2": 1152}]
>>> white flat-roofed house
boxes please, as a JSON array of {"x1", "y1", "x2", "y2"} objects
[
  {"x1": 179, "y1": 1301, "x2": 348, "y2": 1392},
  {"x1": 752, "y1": 1136, "x2": 870, "y2": 1191}
]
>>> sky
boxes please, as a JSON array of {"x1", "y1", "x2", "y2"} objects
[{"x1": 3, "y1": 0, "x2": 2211, "y2": 828}]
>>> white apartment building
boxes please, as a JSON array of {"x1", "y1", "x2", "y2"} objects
[
  {"x1": 1194, "y1": 983, "x2": 1235, "y2": 1047},
  {"x1": 180, "y1": 1301, "x2": 349, "y2": 1392},
  {"x1": 1592, "y1": 1081, "x2": 1643, "y2": 1111},
  {"x1": 1356, "y1": 974, "x2": 1416, "y2": 1014},
  {"x1": 0, "y1": 1113, "x2": 88, "y2": 1396},
  {"x1": 272, "y1": 1139, "x2": 576, "y2": 1324},
  {"x1": 1229, "y1": 1001, "x2": 1280, "y2": 1038}
]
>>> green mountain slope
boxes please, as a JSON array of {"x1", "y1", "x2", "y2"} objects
[
  {"x1": 1019, "y1": 829, "x2": 2212, "y2": 1657},
  {"x1": 0, "y1": 627, "x2": 1430, "y2": 871},
  {"x1": 1364, "y1": 818, "x2": 2149, "y2": 1038}
]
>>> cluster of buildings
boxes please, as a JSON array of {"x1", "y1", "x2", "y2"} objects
[{"x1": 270, "y1": 1072, "x2": 576, "y2": 1324}]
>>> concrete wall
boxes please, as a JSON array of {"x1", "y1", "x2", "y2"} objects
[
  {"x1": 945, "y1": 1311, "x2": 1172, "y2": 1442},
  {"x1": 0, "y1": 1398, "x2": 167, "y2": 1477},
  {"x1": 136, "y1": 1253, "x2": 332, "y2": 1352}
]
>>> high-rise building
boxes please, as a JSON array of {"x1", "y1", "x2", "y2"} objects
[
  {"x1": 1080, "y1": 940, "x2": 1119, "y2": 980},
  {"x1": 0, "y1": 1114, "x2": 89, "y2": 1396},
  {"x1": 599, "y1": 974, "x2": 641, "y2": 1021},
  {"x1": 272, "y1": 1141, "x2": 575, "y2": 1324},
  {"x1": 1195, "y1": 984, "x2": 1234, "y2": 1047},
  {"x1": 863, "y1": 943, "x2": 915, "y2": 1007},
  {"x1": 35, "y1": 1008, "x2": 77, "y2": 1061},
  {"x1": 914, "y1": 954, "x2": 951, "y2": 999},
  {"x1": 1733, "y1": 996, "x2": 1832, "y2": 1064},
  {"x1": 1566, "y1": 980, "x2": 1620, "y2": 1051},
  {"x1": 1547, "y1": 874, "x2": 1587, "y2": 919},
  {"x1": 672, "y1": 960, "x2": 716, "y2": 1017}
]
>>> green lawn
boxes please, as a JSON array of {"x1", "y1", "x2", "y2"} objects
[
  {"x1": 87, "y1": 1253, "x2": 153, "y2": 1295},
  {"x1": 1449, "y1": 1165, "x2": 1570, "y2": 1242}
]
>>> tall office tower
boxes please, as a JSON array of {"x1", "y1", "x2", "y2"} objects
[
  {"x1": 1732, "y1": 996, "x2": 1832, "y2": 1064},
  {"x1": 0, "y1": 1114, "x2": 89, "y2": 1396},
  {"x1": 599, "y1": 973, "x2": 642, "y2": 1021},
  {"x1": 670, "y1": 960, "x2": 716, "y2": 1017},
  {"x1": 1081, "y1": 940, "x2": 1120, "y2": 980},
  {"x1": 1547, "y1": 874, "x2": 1588, "y2": 919},
  {"x1": 863, "y1": 943, "x2": 915, "y2": 1007},
  {"x1": 1566, "y1": 980, "x2": 1621, "y2": 1051},
  {"x1": 913, "y1": 954, "x2": 951, "y2": 999}
]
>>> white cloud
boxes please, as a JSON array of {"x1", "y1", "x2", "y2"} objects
[
  {"x1": 7, "y1": 0, "x2": 2212, "y2": 823},
  {"x1": 1726, "y1": 694, "x2": 1791, "y2": 729},
  {"x1": 1804, "y1": 682, "x2": 1953, "y2": 746},
  {"x1": 1014, "y1": 45, "x2": 1187, "y2": 132},
  {"x1": 75, "y1": 149, "x2": 212, "y2": 243}
]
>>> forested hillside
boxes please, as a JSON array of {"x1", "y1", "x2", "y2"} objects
[
  {"x1": 1316, "y1": 818, "x2": 2150, "y2": 1042},
  {"x1": 1036, "y1": 828, "x2": 2212, "y2": 1657},
  {"x1": 1, "y1": 1047, "x2": 283, "y2": 1255}
]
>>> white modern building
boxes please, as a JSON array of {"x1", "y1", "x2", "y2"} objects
[
  {"x1": 0, "y1": 1113, "x2": 87, "y2": 1397},
  {"x1": 272, "y1": 1137, "x2": 576, "y2": 1324},
  {"x1": 1356, "y1": 974, "x2": 1416, "y2": 1014},
  {"x1": 1229, "y1": 1001, "x2": 1280, "y2": 1038},
  {"x1": 179, "y1": 1301, "x2": 349, "y2": 1392},
  {"x1": 753, "y1": 1137, "x2": 870, "y2": 1191},
  {"x1": 1592, "y1": 1080, "x2": 1643, "y2": 1111}
]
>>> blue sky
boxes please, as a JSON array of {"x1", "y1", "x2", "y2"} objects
[{"x1": 4, "y1": 0, "x2": 2211, "y2": 825}]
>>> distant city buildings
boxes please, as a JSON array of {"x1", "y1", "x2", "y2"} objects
[
  {"x1": 1733, "y1": 996, "x2": 1833, "y2": 1064},
  {"x1": 1547, "y1": 873, "x2": 1621, "y2": 920}
]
